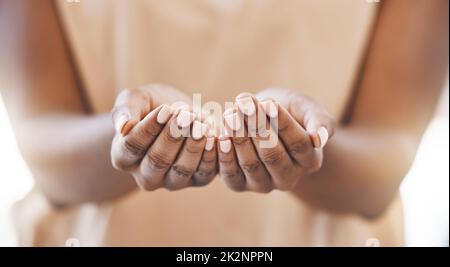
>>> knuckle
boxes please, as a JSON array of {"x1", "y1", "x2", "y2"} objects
[
  {"x1": 164, "y1": 175, "x2": 191, "y2": 191},
  {"x1": 192, "y1": 171, "x2": 216, "y2": 186},
  {"x1": 194, "y1": 170, "x2": 214, "y2": 179},
  {"x1": 220, "y1": 169, "x2": 240, "y2": 181},
  {"x1": 163, "y1": 128, "x2": 183, "y2": 144},
  {"x1": 249, "y1": 122, "x2": 268, "y2": 136},
  {"x1": 221, "y1": 171, "x2": 246, "y2": 192},
  {"x1": 145, "y1": 151, "x2": 172, "y2": 171},
  {"x1": 122, "y1": 138, "x2": 146, "y2": 158},
  {"x1": 140, "y1": 124, "x2": 160, "y2": 140},
  {"x1": 201, "y1": 152, "x2": 217, "y2": 164},
  {"x1": 233, "y1": 137, "x2": 251, "y2": 146},
  {"x1": 171, "y1": 164, "x2": 196, "y2": 179},
  {"x1": 240, "y1": 160, "x2": 262, "y2": 173},
  {"x1": 195, "y1": 161, "x2": 218, "y2": 183},
  {"x1": 185, "y1": 143, "x2": 205, "y2": 155},
  {"x1": 277, "y1": 121, "x2": 291, "y2": 133},
  {"x1": 260, "y1": 149, "x2": 285, "y2": 166},
  {"x1": 198, "y1": 160, "x2": 218, "y2": 173},
  {"x1": 218, "y1": 156, "x2": 235, "y2": 165},
  {"x1": 289, "y1": 138, "x2": 311, "y2": 155}
]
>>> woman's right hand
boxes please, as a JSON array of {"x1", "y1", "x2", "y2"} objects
[{"x1": 111, "y1": 84, "x2": 218, "y2": 191}]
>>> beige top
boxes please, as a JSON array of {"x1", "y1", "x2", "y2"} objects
[{"x1": 13, "y1": 0, "x2": 404, "y2": 246}]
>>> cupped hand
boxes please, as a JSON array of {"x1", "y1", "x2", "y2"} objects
[
  {"x1": 217, "y1": 89, "x2": 335, "y2": 193},
  {"x1": 111, "y1": 84, "x2": 218, "y2": 191}
]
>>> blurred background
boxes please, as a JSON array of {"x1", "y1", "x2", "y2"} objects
[{"x1": 0, "y1": 81, "x2": 448, "y2": 246}]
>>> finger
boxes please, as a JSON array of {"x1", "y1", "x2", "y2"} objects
[
  {"x1": 176, "y1": 108, "x2": 197, "y2": 128},
  {"x1": 137, "y1": 110, "x2": 194, "y2": 190},
  {"x1": 276, "y1": 102, "x2": 322, "y2": 171},
  {"x1": 112, "y1": 89, "x2": 153, "y2": 136},
  {"x1": 192, "y1": 132, "x2": 218, "y2": 187},
  {"x1": 224, "y1": 108, "x2": 273, "y2": 193},
  {"x1": 288, "y1": 97, "x2": 335, "y2": 148},
  {"x1": 217, "y1": 135, "x2": 246, "y2": 192},
  {"x1": 111, "y1": 104, "x2": 172, "y2": 170},
  {"x1": 237, "y1": 95, "x2": 299, "y2": 191},
  {"x1": 235, "y1": 93, "x2": 261, "y2": 138},
  {"x1": 165, "y1": 120, "x2": 208, "y2": 190}
]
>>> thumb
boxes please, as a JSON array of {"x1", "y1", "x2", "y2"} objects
[{"x1": 112, "y1": 89, "x2": 153, "y2": 136}]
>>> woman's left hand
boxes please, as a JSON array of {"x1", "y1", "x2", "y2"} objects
[{"x1": 217, "y1": 89, "x2": 335, "y2": 193}]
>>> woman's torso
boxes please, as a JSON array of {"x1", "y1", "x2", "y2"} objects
[{"x1": 13, "y1": 0, "x2": 404, "y2": 246}]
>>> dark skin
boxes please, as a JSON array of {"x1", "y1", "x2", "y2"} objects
[{"x1": 0, "y1": 0, "x2": 448, "y2": 218}]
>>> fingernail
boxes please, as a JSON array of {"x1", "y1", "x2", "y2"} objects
[
  {"x1": 236, "y1": 96, "x2": 256, "y2": 116},
  {"x1": 192, "y1": 120, "x2": 207, "y2": 140},
  {"x1": 177, "y1": 110, "x2": 196, "y2": 128},
  {"x1": 261, "y1": 101, "x2": 278, "y2": 118},
  {"x1": 219, "y1": 138, "x2": 231, "y2": 153},
  {"x1": 205, "y1": 137, "x2": 215, "y2": 151},
  {"x1": 115, "y1": 114, "x2": 129, "y2": 135},
  {"x1": 192, "y1": 120, "x2": 202, "y2": 140},
  {"x1": 157, "y1": 105, "x2": 173, "y2": 124},
  {"x1": 317, "y1": 126, "x2": 329, "y2": 148},
  {"x1": 223, "y1": 108, "x2": 241, "y2": 131}
]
